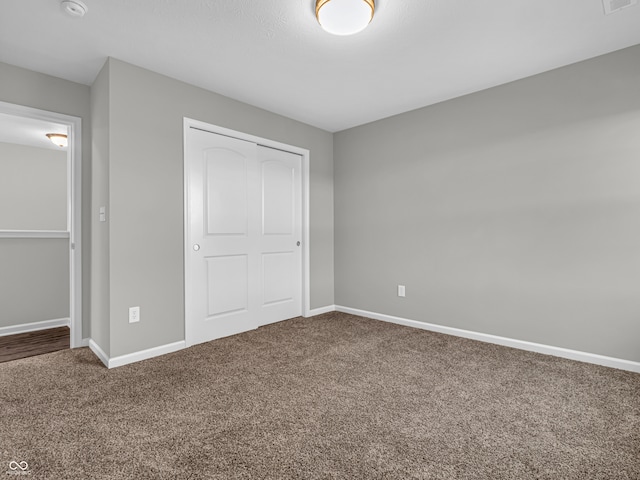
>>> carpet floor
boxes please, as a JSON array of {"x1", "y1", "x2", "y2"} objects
[{"x1": 0, "y1": 312, "x2": 638, "y2": 479}]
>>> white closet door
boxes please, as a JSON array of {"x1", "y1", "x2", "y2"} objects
[
  {"x1": 257, "y1": 145, "x2": 302, "y2": 326},
  {"x1": 185, "y1": 128, "x2": 302, "y2": 346}
]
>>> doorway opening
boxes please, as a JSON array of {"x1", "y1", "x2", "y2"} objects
[{"x1": 0, "y1": 101, "x2": 82, "y2": 350}]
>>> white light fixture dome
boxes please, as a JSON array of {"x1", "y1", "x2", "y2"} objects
[
  {"x1": 316, "y1": 0, "x2": 375, "y2": 36},
  {"x1": 46, "y1": 133, "x2": 68, "y2": 148}
]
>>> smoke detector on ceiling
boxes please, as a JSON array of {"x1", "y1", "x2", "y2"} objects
[
  {"x1": 61, "y1": 0, "x2": 88, "y2": 17},
  {"x1": 602, "y1": 0, "x2": 637, "y2": 14}
]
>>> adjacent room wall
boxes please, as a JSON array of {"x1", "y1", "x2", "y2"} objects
[
  {"x1": 334, "y1": 45, "x2": 640, "y2": 363},
  {"x1": 0, "y1": 62, "x2": 91, "y2": 337},
  {"x1": 0, "y1": 142, "x2": 68, "y2": 329},
  {"x1": 0, "y1": 142, "x2": 67, "y2": 230},
  {"x1": 98, "y1": 58, "x2": 334, "y2": 358},
  {"x1": 0, "y1": 239, "x2": 69, "y2": 328}
]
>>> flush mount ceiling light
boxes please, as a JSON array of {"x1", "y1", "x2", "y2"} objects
[
  {"x1": 46, "y1": 133, "x2": 68, "y2": 148},
  {"x1": 61, "y1": 0, "x2": 88, "y2": 17},
  {"x1": 316, "y1": 0, "x2": 375, "y2": 36}
]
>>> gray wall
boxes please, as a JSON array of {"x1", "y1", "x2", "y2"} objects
[
  {"x1": 97, "y1": 58, "x2": 334, "y2": 357},
  {"x1": 0, "y1": 239, "x2": 69, "y2": 327},
  {"x1": 0, "y1": 142, "x2": 67, "y2": 231},
  {"x1": 334, "y1": 45, "x2": 640, "y2": 363},
  {"x1": 0, "y1": 62, "x2": 91, "y2": 337},
  {"x1": 90, "y1": 62, "x2": 110, "y2": 354}
]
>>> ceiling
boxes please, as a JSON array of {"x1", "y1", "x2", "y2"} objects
[
  {"x1": 0, "y1": 113, "x2": 68, "y2": 151},
  {"x1": 1, "y1": 0, "x2": 639, "y2": 132}
]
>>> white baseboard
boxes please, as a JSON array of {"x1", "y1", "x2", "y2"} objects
[
  {"x1": 89, "y1": 339, "x2": 109, "y2": 367},
  {"x1": 0, "y1": 317, "x2": 70, "y2": 337},
  {"x1": 80, "y1": 338, "x2": 90, "y2": 347},
  {"x1": 305, "y1": 305, "x2": 336, "y2": 317},
  {"x1": 335, "y1": 306, "x2": 640, "y2": 374},
  {"x1": 89, "y1": 339, "x2": 186, "y2": 369},
  {"x1": 109, "y1": 341, "x2": 185, "y2": 368}
]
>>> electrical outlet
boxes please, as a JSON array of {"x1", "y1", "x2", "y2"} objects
[
  {"x1": 398, "y1": 285, "x2": 406, "y2": 297},
  {"x1": 129, "y1": 306, "x2": 140, "y2": 323}
]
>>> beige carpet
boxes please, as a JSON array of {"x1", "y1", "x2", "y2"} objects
[{"x1": 1, "y1": 312, "x2": 638, "y2": 479}]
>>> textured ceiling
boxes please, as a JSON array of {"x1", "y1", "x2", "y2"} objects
[{"x1": 1, "y1": 0, "x2": 639, "y2": 132}]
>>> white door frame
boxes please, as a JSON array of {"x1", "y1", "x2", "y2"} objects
[
  {"x1": 0, "y1": 101, "x2": 83, "y2": 348},
  {"x1": 183, "y1": 117, "x2": 311, "y2": 347}
]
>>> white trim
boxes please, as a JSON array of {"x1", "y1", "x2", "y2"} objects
[
  {"x1": 89, "y1": 339, "x2": 109, "y2": 368},
  {"x1": 335, "y1": 306, "x2": 640, "y2": 374},
  {"x1": 183, "y1": 118, "x2": 311, "y2": 346},
  {"x1": 302, "y1": 150, "x2": 311, "y2": 318},
  {"x1": 305, "y1": 305, "x2": 336, "y2": 317},
  {"x1": 108, "y1": 341, "x2": 185, "y2": 368},
  {"x1": 80, "y1": 338, "x2": 90, "y2": 347},
  {"x1": 89, "y1": 340, "x2": 186, "y2": 369},
  {"x1": 0, "y1": 230, "x2": 70, "y2": 239},
  {"x1": 69, "y1": 110, "x2": 83, "y2": 350},
  {"x1": 0, "y1": 318, "x2": 70, "y2": 337},
  {"x1": 183, "y1": 121, "x2": 190, "y2": 346},
  {"x1": 0, "y1": 101, "x2": 82, "y2": 349}
]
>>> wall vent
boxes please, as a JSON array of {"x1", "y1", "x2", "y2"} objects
[{"x1": 603, "y1": 0, "x2": 637, "y2": 14}]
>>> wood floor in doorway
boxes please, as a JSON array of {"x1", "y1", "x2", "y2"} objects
[{"x1": 0, "y1": 327, "x2": 69, "y2": 363}]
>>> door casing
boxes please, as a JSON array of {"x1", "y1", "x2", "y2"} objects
[{"x1": 183, "y1": 117, "x2": 311, "y2": 347}]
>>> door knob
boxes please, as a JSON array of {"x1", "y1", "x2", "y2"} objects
[{"x1": 193, "y1": 244, "x2": 200, "y2": 251}]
